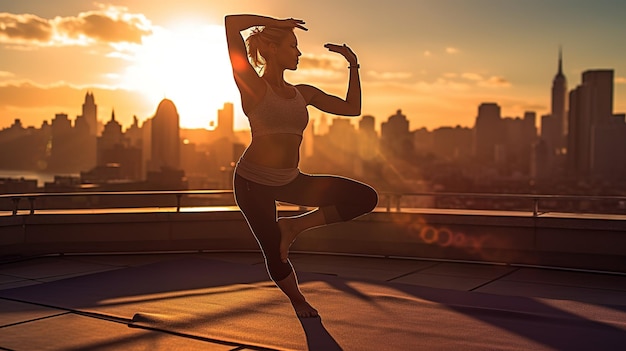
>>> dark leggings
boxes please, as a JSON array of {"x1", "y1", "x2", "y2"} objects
[{"x1": 234, "y1": 172, "x2": 378, "y2": 282}]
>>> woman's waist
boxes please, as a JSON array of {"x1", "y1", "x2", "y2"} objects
[
  {"x1": 235, "y1": 157, "x2": 300, "y2": 186},
  {"x1": 244, "y1": 136, "x2": 301, "y2": 168}
]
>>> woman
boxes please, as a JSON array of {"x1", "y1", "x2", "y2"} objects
[{"x1": 225, "y1": 14, "x2": 378, "y2": 318}]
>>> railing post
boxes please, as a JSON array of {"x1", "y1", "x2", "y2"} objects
[
  {"x1": 12, "y1": 197, "x2": 20, "y2": 216},
  {"x1": 396, "y1": 195, "x2": 401, "y2": 212},
  {"x1": 533, "y1": 198, "x2": 539, "y2": 217},
  {"x1": 176, "y1": 194, "x2": 182, "y2": 212},
  {"x1": 28, "y1": 197, "x2": 36, "y2": 215},
  {"x1": 386, "y1": 194, "x2": 391, "y2": 212}
]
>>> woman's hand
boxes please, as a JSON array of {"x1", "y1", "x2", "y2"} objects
[
  {"x1": 324, "y1": 43, "x2": 358, "y2": 66},
  {"x1": 276, "y1": 17, "x2": 308, "y2": 31}
]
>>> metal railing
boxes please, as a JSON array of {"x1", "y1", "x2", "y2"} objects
[
  {"x1": 381, "y1": 192, "x2": 626, "y2": 216},
  {"x1": 1, "y1": 190, "x2": 234, "y2": 216},
  {"x1": 2, "y1": 190, "x2": 625, "y2": 217}
]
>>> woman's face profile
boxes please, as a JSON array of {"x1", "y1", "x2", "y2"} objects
[{"x1": 274, "y1": 32, "x2": 301, "y2": 70}]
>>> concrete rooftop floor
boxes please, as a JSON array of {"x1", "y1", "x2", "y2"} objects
[{"x1": 1, "y1": 251, "x2": 626, "y2": 350}]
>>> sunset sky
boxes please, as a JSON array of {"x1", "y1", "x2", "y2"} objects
[{"x1": 1, "y1": 0, "x2": 625, "y2": 132}]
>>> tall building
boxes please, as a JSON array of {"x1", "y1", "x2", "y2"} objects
[
  {"x1": 81, "y1": 92, "x2": 98, "y2": 136},
  {"x1": 567, "y1": 69, "x2": 616, "y2": 179},
  {"x1": 358, "y1": 115, "x2": 378, "y2": 159},
  {"x1": 216, "y1": 102, "x2": 234, "y2": 140},
  {"x1": 547, "y1": 49, "x2": 568, "y2": 151},
  {"x1": 48, "y1": 113, "x2": 72, "y2": 171},
  {"x1": 149, "y1": 99, "x2": 180, "y2": 171},
  {"x1": 213, "y1": 102, "x2": 236, "y2": 170},
  {"x1": 473, "y1": 102, "x2": 503, "y2": 164},
  {"x1": 97, "y1": 110, "x2": 124, "y2": 164},
  {"x1": 381, "y1": 109, "x2": 412, "y2": 157}
]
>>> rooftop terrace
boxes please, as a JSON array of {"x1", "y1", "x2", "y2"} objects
[{"x1": 1, "y1": 191, "x2": 625, "y2": 350}]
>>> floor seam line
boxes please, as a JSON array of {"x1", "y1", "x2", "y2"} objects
[
  {"x1": 386, "y1": 262, "x2": 440, "y2": 282},
  {"x1": 469, "y1": 267, "x2": 521, "y2": 292},
  {"x1": 0, "y1": 311, "x2": 71, "y2": 329}
]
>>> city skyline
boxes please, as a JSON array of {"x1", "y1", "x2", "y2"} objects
[{"x1": 1, "y1": 0, "x2": 625, "y2": 132}]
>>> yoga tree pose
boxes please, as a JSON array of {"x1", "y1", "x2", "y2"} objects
[{"x1": 225, "y1": 14, "x2": 378, "y2": 318}]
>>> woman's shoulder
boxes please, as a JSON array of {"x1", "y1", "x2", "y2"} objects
[{"x1": 295, "y1": 84, "x2": 323, "y2": 102}]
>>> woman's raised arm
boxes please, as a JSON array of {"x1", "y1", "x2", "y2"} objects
[
  {"x1": 225, "y1": 15, "x2": 307, "y2": 97},
  {"x1": 224, "y1": 15, "x2": 268, "y2": 95},
  {"x1": 298, "y1": 43, "x2": 361, "y2": 116}
]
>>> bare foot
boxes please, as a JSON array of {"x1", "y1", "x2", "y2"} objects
[
  {"x1": 278, "y1": 218, "x2": 300, "y2": 263},
  {"x1": 291, "y1": 298, "x2": 319, "y2": 318}
]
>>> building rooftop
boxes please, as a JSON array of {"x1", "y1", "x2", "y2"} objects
[{"x1": 2, "y1": 251, "x2": 626, "y2": 350}]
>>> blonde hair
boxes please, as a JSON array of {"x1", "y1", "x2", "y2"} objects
[{"x1": 246, "y1": 26, "x2": 294, "y2": 71}]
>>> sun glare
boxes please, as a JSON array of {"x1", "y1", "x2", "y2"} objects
[{"x1": 122, "y1": 22, "x2": 237, "y2": 129}]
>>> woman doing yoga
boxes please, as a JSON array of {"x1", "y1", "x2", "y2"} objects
[{"x1": 225, "y1": 14, "x2": 378, "y2": 318}]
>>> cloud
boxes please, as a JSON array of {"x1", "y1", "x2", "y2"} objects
[
  {"x1": 55, "y1": 7, "x2": 152, "y2": 45},
  {"x1": 478, "y1": 76, "x2": 511, "y2": 88},
  {"x1": 445, "y1": 47, "x2": 460, "y2": 54},
  {"x1": 0, "y1": 71, "x2": 15, "y2": 78},
  {"x1": 290, "y1": 54, "x2": 348, "y2": 81},
  {"x1": 367, "y1": 71, "x2": 412, "y2": 80},
  {"x1": 0, "y1": 6, "x2": 152, "y2": 47},
  {"x1": 461, "y1": 73, "x2": 483, "y2": 81},
  {"x1": 454, "y1": 72, "x2": 512, "y2": 88},
  {"x1": 423, "y1": 50, "x2": 432, "y2": 57},
  {"x1": 616, "y1": 76, "x2": 626, "y2": 84},
  {"x1": 297, "y1": 55, "x2": 341, "y2": 70},
  {"x1": 0, "y1": 13, "x2": 53, "y2": 42}
]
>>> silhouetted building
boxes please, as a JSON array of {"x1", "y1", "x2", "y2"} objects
[
  {"x1": 531, "y1": 138, "x2": 550, "y2": 181},
  {"x1": 317, "y1": 114, "x2": 330, "y2": 136},
  {"x1": 357, "y1": 115, "x2": 378, "y2": 161},
  {"x1": 567, "y1": 69, "x2": 616, "y2": 179},
  {"x1": 500, "y1": 113, "x2": 537, "y2": 176},
  {"x1": 216, "y1": 102, "x2": 234, "y2": 140},
  {"x1": 0, "y1": 119, "x2": 50, "y2": 171},
  {"x1": 149, "y1": 99, "x2": 181, "y2": 171},
  {"x1": 213, "y1": 103, "x2": 236, "y2": 170},
  {"x1": 473, "y1": 103, "x2": 503, "y2": 164},
  {"x1": 97, "y1": 110, "x2": 124, "y2": 164},
  {"x1": 91, "y1": 110, "x2": 142, "y2": 181},
  {"x1": 0, "y1": 177, "x2": 37, "y2": 194},
  {"x1": 592, "y1": 113, "x2": 626, "y2": 180},
  {"x1": 145, "y1": 99, "x2": 186, "y2": 189},
  {"x1": 381, "y1": 109, "x2": 412, "y2": 158},
  {"x1": 81, "y1": 92, "x2": 98, "y2": 136},
  {"x1": 413, "y1": 127, "x2": 434, "y2": 154},
  {"x1": 47, "y1": 92, "x2": 100, "y2": 173},
  {"x1": 48, "y1": 113, "x2": 73, "y2": 171},
  {"x1": 432, "y1": 126, "x2": 473, "y2": 161},
  {"x1": 542, "y1": 49, "x2": 568, "y2": 154},
  {"x1": 328, "y1": 118, "x2": 357, "y2": 158}
]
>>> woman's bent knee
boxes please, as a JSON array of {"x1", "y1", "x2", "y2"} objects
[{"x1": 360, "y1": 184, "x2": 378, "y2": 214}]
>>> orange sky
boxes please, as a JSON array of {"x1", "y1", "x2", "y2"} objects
[{"x1": 1, "y1": 1, "x2": 625, "y2": 132}]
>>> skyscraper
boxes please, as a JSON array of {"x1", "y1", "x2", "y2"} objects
[
  {"x1": 212, "y1": 102, "x2": 236, "y2": 171},
  {"x1": 216, "y1": 102, "x2": 234, "y2": 139},
  {"x1": 567, "y1": 69, "x2": 615, "y2": 179},
  {"x1": 473, "y1": 102, "x2": 502, "y2": 164},
  {"x1": 381, "y1": 109, "x2": 412, "y2": 157},
  {"x1": 81, "y1": 92, "x2": 98, "y2": 136},
  {"x1": 550, "y1": 48, "x2": 568, "y2": 150},
  {"x1": 150, "y1": 99, "x2": 180, "y2": 171}
]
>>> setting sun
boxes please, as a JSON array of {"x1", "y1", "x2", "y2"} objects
[{"x1": 120, "y1": 21, "x2": 238, "y2": 129}]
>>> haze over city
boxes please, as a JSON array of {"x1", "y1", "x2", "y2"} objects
[{"x1": 1, "y1": 0, "x2": 625, "y2": 132}]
